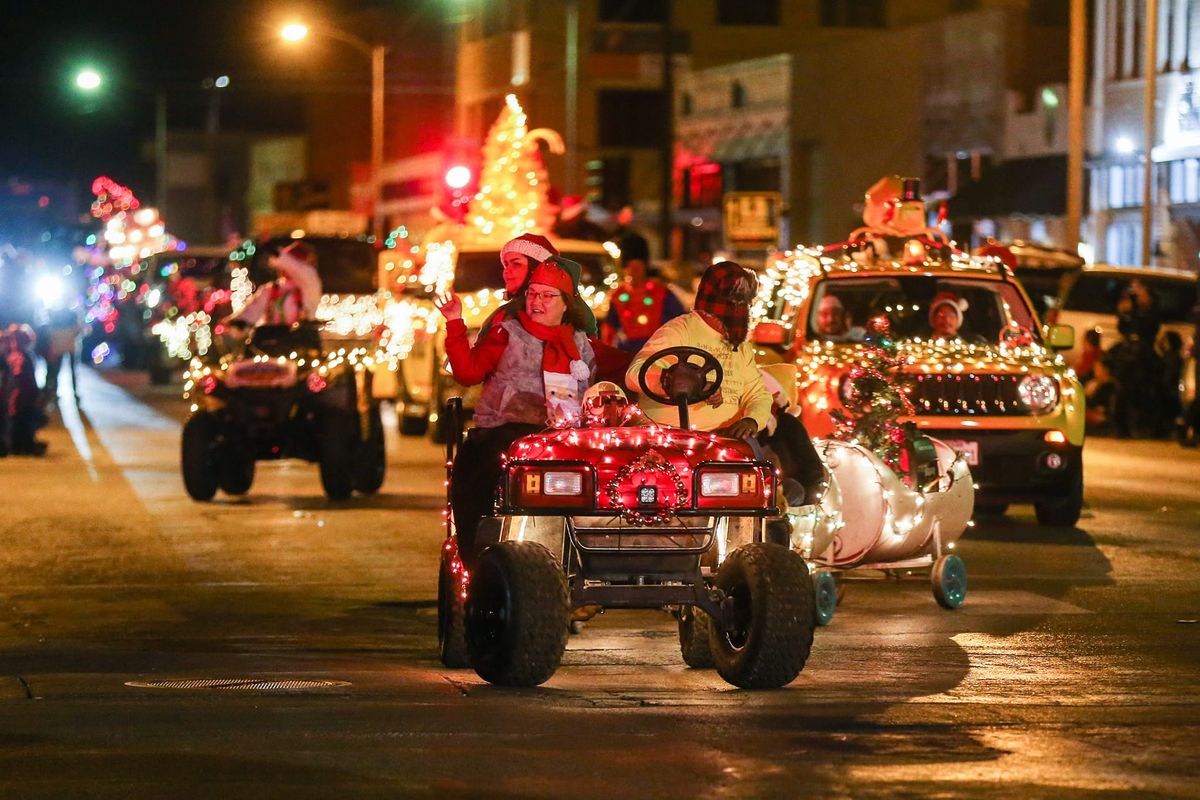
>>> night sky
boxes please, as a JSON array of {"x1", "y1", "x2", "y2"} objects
[{"x1": 0, "y1": 0, "x2": 402, "y2": 200}]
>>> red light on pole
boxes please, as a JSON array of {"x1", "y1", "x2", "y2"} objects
[{"x1": 445, "y1": 165, "x2": 472, "y2": 190}]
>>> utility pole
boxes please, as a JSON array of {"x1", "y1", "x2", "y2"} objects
[
  {"x1": 371, "y1": 43, "x2": 386, "y2": 240},
  {"x1": 658, "y1": 1, "x2": 674, "y2": 260},
  {"x1": 1066, "y1": 0, "x2": 1086, "y2": 254},
  {"x1": 565, "y1": 0, "x2": 579, "y2": 195},
  {"x1": 1142, "y1": 0, "x2": 1159, "y2": 265}
]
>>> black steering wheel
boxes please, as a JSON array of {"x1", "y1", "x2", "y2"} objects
[{"x1": 637, "y1": 346, "x2": 723, "y2": 406}]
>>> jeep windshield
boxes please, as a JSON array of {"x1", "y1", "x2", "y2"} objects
[{"x1": 808, "y1": 275, "x2": 1041, "y2": 346}]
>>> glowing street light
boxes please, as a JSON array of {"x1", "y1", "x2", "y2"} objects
[
  {"x1": 281, "y1": 22, "x2": 309, "y2": 42},
  {"x1": 75, "y1": 68, "x2": 102, "y2": 91}
]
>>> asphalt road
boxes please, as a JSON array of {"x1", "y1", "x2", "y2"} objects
[{"x1": 1, "y1": 368, "x2": 1198, "y2": 799}]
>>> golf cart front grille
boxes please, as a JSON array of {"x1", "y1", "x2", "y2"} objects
[{"x1": 568, "y1": 516, "x2": 715, "y2": 554}]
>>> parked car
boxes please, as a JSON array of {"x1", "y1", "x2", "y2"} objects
[
  {"x1": 378, "y1": 236, "x2": 618, "y2": 439},
  {"x1": 1048, "y1": 264, "x2": 1198, "y2": 362},
  {"x1": 753, "y1": 242, "x2": 1086, "y2": 526}
]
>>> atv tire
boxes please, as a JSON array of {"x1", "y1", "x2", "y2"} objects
[
  {"x1": 319, "y1": 410, "x2": 357, "y2": 501},
  {"x1": 354, "y1": 403, "x2": 386, "y2": 495},
  {"x1": 711, "y1": 542, "x2": 815, "y2": 689},
  {"x1": 465, "y1": 541, "x2": 569, "y2": 687},
  {"x1": 181, "y1": 412, "x2": 220, "y2": 501},
  {"x1": 678, "y1": 606, "x2": 715, "y2": 668},
  {"x1": 218, "y1": 440, "x2": 255, "y2": 496},
  {"x1": 438, "y1": 555, "x2": 470, "y2": 668}
]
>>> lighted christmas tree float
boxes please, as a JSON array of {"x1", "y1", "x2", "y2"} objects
[
  {"x1": 829, "y1": 315, "x2": 919, "y2": 477},
  {"x1": 467, "y1": 93, "x2": 563, "y2": 241}
]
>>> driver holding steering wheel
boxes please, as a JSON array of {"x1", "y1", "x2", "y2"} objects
[{"x1": 626, "y1": 261, "x2": 771, "y2": 439}]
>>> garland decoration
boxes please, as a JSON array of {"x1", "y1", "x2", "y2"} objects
[
  {"x1": 604, "y1": 449, "x2": 689, "y2": 526},
  {"x1": 829, "y1": 315, "x2": 917, "y2": 474}
]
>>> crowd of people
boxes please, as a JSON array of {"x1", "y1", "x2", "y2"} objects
[{"x1": 1075, "y1": 279, "x2": 1199, "y2": 444}]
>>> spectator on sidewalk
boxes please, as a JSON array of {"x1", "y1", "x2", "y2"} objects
[
  {"x1": 5, "y1": 324, "x2": 47, "y2": 456},
  {"x1": 44, "y1": 306, "x2": 82, "y2": 404}
]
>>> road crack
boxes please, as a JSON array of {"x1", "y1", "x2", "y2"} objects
[{"x1": 16, "y1": 677, "x2": 34, "y2": 700}]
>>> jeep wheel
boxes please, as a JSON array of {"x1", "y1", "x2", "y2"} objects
[
  {"x1": 319, "y1": 411, "x2": 357, "y2": 501},
  {"x1": 181, "y1": 412, "x2": 220, "y2": 501},
  {"x1": 465, "y1": 541, "x2": 569, "y2": 687},
  {"x1": 711, "y1": 542, "x2": 815, "y2": 689},
  {"x1": 813, "y1": 569, "x2": 838, "y2": 626},
  {"x1": 1034, "y1": 462, "x2": 1083, "y2": 527},
  {"x1": 218, "y1": 445, "x2": 255, "y2": 496},
  {"x1": 677, "y1": 606, "x2": 715, "y2": 668},
  {"x1": 354, "y1": 403, "x2": 386, "y2": 495},
  {"x1": 438, "y1": 555, "x2": 470, "y2": 668}
]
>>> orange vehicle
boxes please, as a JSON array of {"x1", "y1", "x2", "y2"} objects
[{"x1": 752, "y1": 239, "x2": 1086, "y2": 527}]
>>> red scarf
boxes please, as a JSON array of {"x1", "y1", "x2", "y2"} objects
[{"x1": 518, "y1": 310, "x2": 582, "y2": 377}]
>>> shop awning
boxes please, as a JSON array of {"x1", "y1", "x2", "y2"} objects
[
  {"x1": 949, "y1": 155, "x2": 1070, "y2": 218},
  {"x1": 711, "y1": 129, "x2": 786, "y2": 162}
]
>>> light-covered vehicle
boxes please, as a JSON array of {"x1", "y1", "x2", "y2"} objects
[
  {"x1": 181, "y1": 321, "x2": 385, "y2": 502},
  {"x1": 438, "y1": 350, "x2": 816, "y2": 688},
  {"x1": 753, "y1": 244, "x2": 1086, "y2": 526},
  {"x1": 378, "y1": 237, "x2": 618, "y2": 439}
]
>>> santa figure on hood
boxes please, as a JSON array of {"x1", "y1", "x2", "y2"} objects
[{"x1": 226, "y1": 241, "x2": 323, "y2": 328}]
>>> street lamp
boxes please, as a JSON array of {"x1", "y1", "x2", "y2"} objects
[
  {"x1": 74, "y1": 68, "x2": 169, "y2": 223},
  {"x1": 281, "y1": 21, "x2": 387, "y2": 238}
]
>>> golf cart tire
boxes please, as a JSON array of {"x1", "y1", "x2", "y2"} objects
[
  {"x1": 354, "y1": 403, "x2": 387, "y2": 495},
  {"x1": 319, "y1": 411, "x2": 357, "y2": 501},
  {"x1": 465, "y1": 541, "x2": 569, "y2": 687},
  {"x1": 677, "y1": 606, "x2": 715, "y2": 668},
  {"x1": 181, "y1": 412, "x2": 220, "y2": 501},
  {"x1": 711, "y1": 542, "x2": 816, "y2": 689},
  {"x1": 1034, "y1": 462, "x2": 1083, "y2": 527},
  {"x1": 218, "y1": 447, "x2": 255, "y2": 496},
  {"x1": 438, "y1": 557, "x2": 471, "y2": 668}
]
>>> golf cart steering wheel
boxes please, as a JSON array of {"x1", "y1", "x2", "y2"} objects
[{"x1": 637, "y1": 346, "x2": 723, "y2": 406}]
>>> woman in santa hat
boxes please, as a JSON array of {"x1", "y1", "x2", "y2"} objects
[
  {"x1": 436, "y1": 254, "x2": 596, "y2": 566},
  {"x1": 928, "y1": 291, "x2": 969, "y2": 340}
]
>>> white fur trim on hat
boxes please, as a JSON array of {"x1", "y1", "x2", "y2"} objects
[{"x1": 501, "y1": 236, "x2": 554, "y2": 263}]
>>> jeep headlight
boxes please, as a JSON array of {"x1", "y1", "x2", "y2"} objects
[{"x1": 1017, "y1": 374, "x2": 1059, "y2": 414}]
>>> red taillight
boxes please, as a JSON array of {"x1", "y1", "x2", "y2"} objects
[
  {"x1": 306, "y1": 372, "x2": 328, "y2": 393},
  {"x1": 200, "y1": 375, "x2": 219, "y2": 395}
]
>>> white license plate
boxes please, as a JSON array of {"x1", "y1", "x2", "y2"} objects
[{"x1": 943, "y1": 440, "x2": 979, "y2": 466}]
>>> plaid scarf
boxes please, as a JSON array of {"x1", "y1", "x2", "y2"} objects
[{"x1": 694, "y1": 261, "x2": 756, "y2": 349}]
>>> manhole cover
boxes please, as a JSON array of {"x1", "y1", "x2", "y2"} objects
[{"x1": 125, "y1": 678, "x2": 351, "y2": 691}]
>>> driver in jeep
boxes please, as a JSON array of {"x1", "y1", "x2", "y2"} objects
[{"x1": 223, "y1": 241, "x2": 322, "y2": 329}]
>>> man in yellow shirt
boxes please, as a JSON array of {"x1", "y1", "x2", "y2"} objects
[{"x1": 626, "y1": 261, "x2": 771, "y2": 438}]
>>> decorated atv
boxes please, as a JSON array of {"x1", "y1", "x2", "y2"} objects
[
  {"x1": 438, "y1": 346, "x2": 817, "y2": 689},
  {"x1": 181, "y1": 320, "x2": 385, "y2": 501}
]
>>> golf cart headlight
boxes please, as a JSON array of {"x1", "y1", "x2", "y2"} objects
[
  {"x1": 543, "y1": 471, "x2": 583, "y2": 496},
  {"x1": 1018, "y1": 374, "x2": 1058, "y2": 414},
  {"x1": 700, "y1": 472, "x2": 740, "y2": 497}
]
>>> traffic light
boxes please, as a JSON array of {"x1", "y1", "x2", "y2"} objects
[{"x1": 440, "y1": 161, "x2": 477, "y2": 223}]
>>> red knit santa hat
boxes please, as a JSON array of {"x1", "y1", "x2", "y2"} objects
[{"x1": 501, "y1": 232, "x2": 557, "y2": 263}]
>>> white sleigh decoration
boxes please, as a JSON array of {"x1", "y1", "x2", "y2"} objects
[{"x1": 787, "y1": 436, "x2": 975, "y2": 625}]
